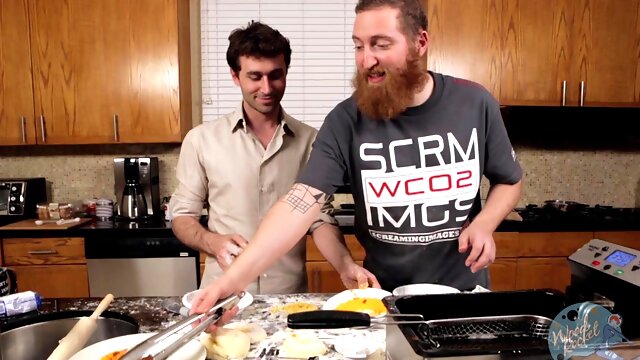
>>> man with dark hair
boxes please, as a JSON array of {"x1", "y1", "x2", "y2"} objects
[
  {"x1": 170, "y1": 21, "x2": 340, "y2": 294},
  {"x1": 192, "y1": 0, "x2": 523, "y2": 314}
]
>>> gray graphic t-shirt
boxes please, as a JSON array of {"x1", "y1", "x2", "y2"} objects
[{"x1": 298, "y1": 72, "x2": 522, "y2": 291}]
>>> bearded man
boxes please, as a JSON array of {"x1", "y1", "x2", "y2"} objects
[{"x1": 191, "y1": 0, "x2": 524, "y2": 315}]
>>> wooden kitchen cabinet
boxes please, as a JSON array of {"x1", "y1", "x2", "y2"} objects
[
  {"x1": 2, "y1": 237, "x2": 89, "y2": 298},
  {"x1": 4, "y1": 0, "x2": 191, "y2": 146},
  {"x1": 514, "y1": 257, "x2": 571, "y2": 292},
  {"x1": 500, "y1": 0, "x2": 640, "y2": 107},
  {"x1": 593, "y1": 231, "x2": 640, "y2": 250},
  {"x1": 306, "y1": 235, "x2": 364, "y2": 293},
  {"x1": 0, "y1": 0, "x2": 36, "y2": 145},
  {"x1": 424, "y1": 0, "x2": 503, "y2": 98}
]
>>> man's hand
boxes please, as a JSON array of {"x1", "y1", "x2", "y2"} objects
[
  {"x1": 190, "y1": 281, "x2": 239, "y2": 332},
  {"x1": 207, "y1": 233, "x2": 248, "y2": 270},
  {"x1": 458, "y1": 222, "x2": 496, "y2": 273},
  {"x1": 339, "y1": 263, "x2": 381, "y2": 289}
]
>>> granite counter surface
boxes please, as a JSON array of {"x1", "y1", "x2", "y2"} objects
[{"x1": 39, "y1": 293, "x2": 386, "y2": 359}]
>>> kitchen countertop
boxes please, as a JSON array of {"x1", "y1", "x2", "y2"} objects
[
  {"x1": 37, "y1": 293, "x2": 386, "y2": 359},
  {"x1": 1, "y1": 216, "x2": 639, "y2": 239}
]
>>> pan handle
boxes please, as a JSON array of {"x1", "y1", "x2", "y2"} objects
[{"x1": 287, "y1": 310, "x2": 371, "y2": 329}]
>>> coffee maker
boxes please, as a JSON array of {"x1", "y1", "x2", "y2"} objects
[{"x1": 113, "y1": 157, "x2": 161, "y2": 220}]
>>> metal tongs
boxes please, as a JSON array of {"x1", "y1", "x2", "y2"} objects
[{"x1": 120, "y1": 292, "x2": 243, "y2": 360}]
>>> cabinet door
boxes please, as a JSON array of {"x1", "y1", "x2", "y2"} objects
[
  {"x1": 593, "y1": 232, "x2": 640, "y2": 250},
  {"x1": 571, "y1": 0, "x2": 640, "y2": 106},
  {"x1": 424, "y1": 0, "x2": 502, "y2": 97},
  {"x1": 29, "y1": 0, "x2": 119, "y2": 144},
  {"x1": 11, "y1": 264, "x2": 89, "y2": 298},
  {"x1": 113, "y1": 0, "x2": 190, "y2": 143},
  {"x1": 0, "y1": 0, "x2": 36, "y2": 145},
  {"x1": 306, "y1": 261, "x2": 363, "y2": 293},
  {"x1": 500, "y1": 0, "x2": 573, "y2": 105},
  {"x1": 488, "y1": 258, "x2": 517, "y2": 291},
  {"x1": 515, "y1": 258, "x2": 571, "y2": 292}
]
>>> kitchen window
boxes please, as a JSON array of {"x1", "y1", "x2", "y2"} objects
[{"x1": 201, "y1": 0, "x2": 357, "y2": 129}]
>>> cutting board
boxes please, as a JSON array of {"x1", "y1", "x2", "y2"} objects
[{"x1": 0, "y1": 218, "x2": 92, "y2": 230}]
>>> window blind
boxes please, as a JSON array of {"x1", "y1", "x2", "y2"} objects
[{"x1": 201, "y1": 0, "x2": 358, "y2": 129}]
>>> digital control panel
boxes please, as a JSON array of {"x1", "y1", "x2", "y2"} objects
[{"x1": 569, "y1": 238, "x2": 640, "y2": 286}]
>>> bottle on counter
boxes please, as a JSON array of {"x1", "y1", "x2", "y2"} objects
[{"x1": 0, "y1": 291, "x2": 42, "y2": 317}]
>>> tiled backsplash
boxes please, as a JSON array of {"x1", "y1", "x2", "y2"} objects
[{"x1": 1, "y1": 145, "x2": 638, "y2": 207}]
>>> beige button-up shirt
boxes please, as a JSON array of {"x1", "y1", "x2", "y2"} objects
[{"x1": 170, "y1": 105, "x2": 336, "y2": 294}]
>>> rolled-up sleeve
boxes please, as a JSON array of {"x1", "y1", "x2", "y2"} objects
[{"x1": 170, "y1": 130, "x2": 208, "y2": 218}]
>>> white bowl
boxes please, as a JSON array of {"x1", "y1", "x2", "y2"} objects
[
  {"x1": 70, "y1": 332, "x2": 205, "y2": 360},
  {"x1": 392, "y1": 283, "x2": 460, "y2": 296},
  {"x1": 322, "y1": 288, "x2": 392, "y2": 315},
  {"x1": 182, "y1": 290, "x2": 253, "y2": 313}
]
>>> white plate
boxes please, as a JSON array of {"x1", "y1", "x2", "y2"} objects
[
  {"x1": 392, "y1": 283, "x2": 460, "y2": 296},
  {"x1": 70, "y1": 332, "x2": 205, "y2": 360},
  {"x1": 322, "y1": 288, "x2": 392, "y2": 315},
  {"x1": 182, "y1": 290, "x2": 253, "y2": 313}
]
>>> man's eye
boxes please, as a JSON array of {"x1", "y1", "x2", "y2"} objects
[
  {"x1": 249, "y1": 75, "x2": 261, "y2": 81},
  {"x1": 375, "y1": 43, "x2": 390, "y2": 49},
  {"x1": 354, "y1": 45, "x2": 364, "y2": 51}
]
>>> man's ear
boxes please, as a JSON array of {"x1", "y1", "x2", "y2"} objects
[
  {"x1": 416, "y1": 30, "x2": 429, "y2": 57},
  {"x1": 230, "y1": 68, "x2": 240, "y2": 86}
]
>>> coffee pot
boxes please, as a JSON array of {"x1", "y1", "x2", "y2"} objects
[{"x1": 113, "y1": 157, "x2": 160, "y2": 220}]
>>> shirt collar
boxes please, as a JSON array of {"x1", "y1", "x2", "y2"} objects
[{"x1": 230, "y1": 103, "x2": 295, "y2": 136}]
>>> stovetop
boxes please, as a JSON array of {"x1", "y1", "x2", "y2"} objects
[{"x1": 516, "y1": 204, "x2": 640, "y2": 225}]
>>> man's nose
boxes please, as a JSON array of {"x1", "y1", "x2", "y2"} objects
[
  {"x1": 362, "y1": 47, "x2": 378, "y2": 69},
  {"x1": 260, "y1": 77, "x2": 272, "y2": 94}
]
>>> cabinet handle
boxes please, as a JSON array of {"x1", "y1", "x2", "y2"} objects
[
  {"x1": 579, "y1": 81, "x2": 585, "y2": 107},
  {"x1": 20, "y1": 116, "x2": 27, "y2": 144},
  {"x1": 113, "y1": 114, "x2": 119, "y2": 142},
  {"x1": 28, "y1": 250, "x2": 58, "y2": 255},
  {"x1": 561, "y1": 80, "x2": 567, "y2": 106},
  {"x1": 39, "y1": 115, "x2": 46, "y2": 143}
]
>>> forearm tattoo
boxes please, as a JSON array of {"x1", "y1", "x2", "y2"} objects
[{"x1": 282, "y1": 184, "x2": 328, "y2": 214}]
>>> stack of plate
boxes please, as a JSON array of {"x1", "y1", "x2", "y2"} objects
[{"x1": 95, "y1": 198, "x2": 114, "y2": 220}]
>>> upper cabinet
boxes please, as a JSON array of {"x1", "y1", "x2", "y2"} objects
[
  {"x1": 422, "y1": 0, "x2": 640, "y2": 107},
  {"x1": 425, "y1": 0, "x2": 503, "y2": 98},
  {"x1": 501, "y1": 0, "x2": 640, "y2": 107},
  {"x1": 0, "y1": 0, "x2": 36, "y2": 145},
  {"x1": 1, "y1": 0, "x2": 191, "y2": 146}
]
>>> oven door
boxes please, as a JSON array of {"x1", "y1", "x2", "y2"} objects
[{"x1": 85, "y1": 235, "x2": 199, "y2": 297}]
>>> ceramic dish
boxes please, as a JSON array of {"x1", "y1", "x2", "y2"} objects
[
  {"x1": 392, "y1": 283, "x2": 460, "y2": 296},
  {"x1": 70, "y1": 332, "x2": 205, "y2": 360},
  {"x1": 182, "y1": 290, "x2": 253, "y2": 313},
  {"x1": 322, "y1": 288, "x2": 392, "y2": 316}
]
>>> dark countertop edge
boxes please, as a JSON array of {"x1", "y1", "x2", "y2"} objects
[{"x1": 1, "y1": 221, "x2": 639, "y2": 238}]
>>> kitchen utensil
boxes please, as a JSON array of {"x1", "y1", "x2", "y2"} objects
[
  {"x1": 0, "y1": 310, "x2": 138, "y2": 360},
  {"x1": 162, "y1": 298, "x2": 190, "y2": 316},
  {"x1": 47, "y1": 293, "x2": 114, "y2": 360},
  {"x1": 36, "y1": 217, "x2": 81, "y2": 226},
  {"x1": 543, "y1": 199, "x2": 588, "y2": 212},
  {"x1": 120, "y1": 292, "x2": 242, "y2": 360},
  {"x1": 288, "y1": 310, "x2": 428, "y2": 329},
  {"x1": 384, "y1": 290, "x2": 567, "y2": 358}
]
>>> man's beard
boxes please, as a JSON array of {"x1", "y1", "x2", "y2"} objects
[{"x1": 352, "y1": 50, "x2": 428, "y2": 120}]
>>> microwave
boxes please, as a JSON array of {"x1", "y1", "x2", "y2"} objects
[{"x1": 0, "y1": 178, "x2": 47, "y2": 221}]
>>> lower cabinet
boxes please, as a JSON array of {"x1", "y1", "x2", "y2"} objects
[
  {"x1": 10, "y1": 265, "x2": 89, "y2": 298},
  {"x1": 2, "y1": 237, "x2": 89, "y2": 298},
  {"x1": 306, "y1": 231, "x2": 640, "y2": 293}
]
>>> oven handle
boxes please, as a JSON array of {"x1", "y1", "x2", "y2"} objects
[{"x1": 28, "y1": 250, "x2": 58, "y2": 255}]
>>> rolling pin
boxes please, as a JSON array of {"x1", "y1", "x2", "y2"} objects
[{"x1": 47, "y1": 293, "x2": 114, "y2": 360}]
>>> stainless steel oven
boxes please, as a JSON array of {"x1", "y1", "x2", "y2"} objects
[
  {"x1": 85, "y1": 234, "x2": 200, "y2": 297},
  {"x1": 0, "y1": 178, "x2": 47, "y2": 226}
]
